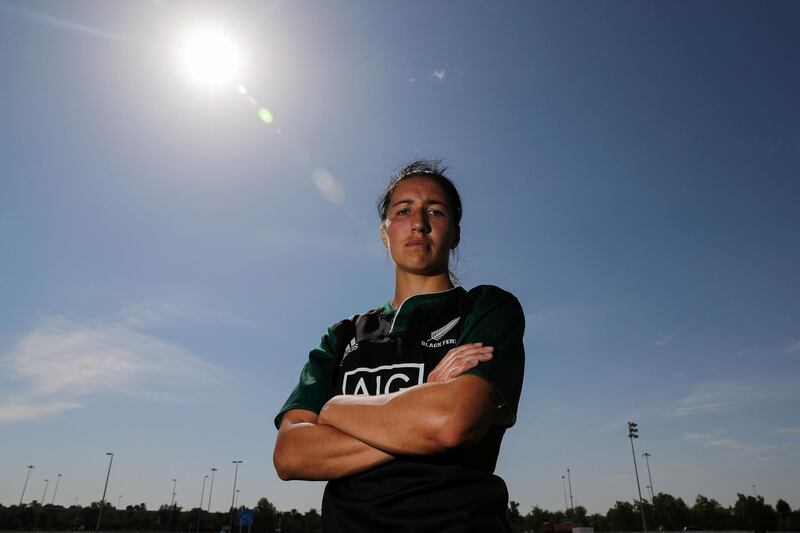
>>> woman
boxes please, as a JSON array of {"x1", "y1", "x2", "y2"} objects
[{"x1": 273, "y1": 160, "x2": 525, "y2": 532}]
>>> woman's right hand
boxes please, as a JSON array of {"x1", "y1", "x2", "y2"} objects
[{"x1": 427, "y1": 343, "x2": 493, "y2": 383}]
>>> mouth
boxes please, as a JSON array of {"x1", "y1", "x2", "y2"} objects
[{"x1": 405, "y1": 239, "x2": 429, "y2": 248}]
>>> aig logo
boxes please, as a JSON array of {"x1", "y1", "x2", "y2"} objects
[{"x1": 342, "y1": 363, "x2": 424, "y2": 396}]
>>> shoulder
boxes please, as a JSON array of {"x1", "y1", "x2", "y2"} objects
[
  {"x1": 459, "y1": 285, "x2": 525, "y2": 332},
  {"x1": 465, "y1": 284, "x2": 519, "y2": 303},
  {"x1": 328, "y1": 304, "x2": 388, "y2": 331},
  {"x1": 323, "y1": 304, "x2": 391, "y2": 343},
  {"x1": 463, "y1": 285, "x2": 523, "y2": 313}
]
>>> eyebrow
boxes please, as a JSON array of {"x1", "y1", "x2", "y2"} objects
[{"x1": 390, "y1": 198, "x2": 448, "y2": 208}]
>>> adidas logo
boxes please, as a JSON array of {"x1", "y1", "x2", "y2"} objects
[{"x1": 342, "y1": 337, "x2": 359, "y2": 362}]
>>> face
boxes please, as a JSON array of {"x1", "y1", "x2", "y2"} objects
[{"x1": 380, "y1": 176, "x2": 460, "y2": 276}]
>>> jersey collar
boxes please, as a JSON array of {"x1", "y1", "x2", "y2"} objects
[{"x1": 387, "y1": 286, "x2": 465, "y2": 334}]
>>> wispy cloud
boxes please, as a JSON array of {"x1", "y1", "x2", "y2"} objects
[
  {"x1": 0, "y1": 400, "x2": 82, "y2": 424},
  {"x1": 120, "y1": 301, "x2": 253, "y2": 329},
  {"x1": 673, "y1": 381, "x2": 795, "y2": 417},
  {"x1": 432, "y1": 69, "x2": 445, "y2": 81},
  {"x1": 655, "y1": 334, "x2": 676, "y2": 346},
  {"x1": 681, "y1": 432, "x2": 743, "y2": 449},
  {"x1": 785, "y1": 341, "x2": 800, "y2": 354},
  {"x1": 0, "y1": 307, "x2": 228, "y2": 424},
  {"x1": 775, "y1": 427, "x2": 800, "y2": 434},
  {"x1": 679, "y1": 432, "x2": 781, "y2": 458}
]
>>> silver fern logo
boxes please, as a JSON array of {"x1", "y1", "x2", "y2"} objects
[
  {"x1": 429, "y1": 317, "x2": 460, "y2": 341},
  {"x1": 420, "y1": 317, "x2": 460, "y2": 348}
]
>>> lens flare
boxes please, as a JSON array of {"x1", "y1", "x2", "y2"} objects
[
  {"x1": 258, "y1": 107, "x2": 274, "y2": 124},
  {"x1": 312, "y1": 169, "x2": 345, "y2": 203}
]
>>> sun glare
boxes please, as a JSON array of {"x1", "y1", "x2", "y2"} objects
[{"x1": 181, "y1": 30, "x2": 240, "y2": 85}]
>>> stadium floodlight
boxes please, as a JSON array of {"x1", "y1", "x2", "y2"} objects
[
  {"x1": 627, "y1": 423, "x2": 647, "y2": 531},
  {"x1": 96, "y1": 452, "x2": 114, "y2": 531},
  {"x1": 229, "y1": 461, "x2": 243, "y2": 533}
]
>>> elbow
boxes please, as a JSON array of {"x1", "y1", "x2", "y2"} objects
[
  {"x1": 274, "y1": 461, "x2": 294, "y2": 481},
  {"x1": 273, "y1": 440, "x2": 298, "y2": 481},
  {"x1": 431, "y1": 410, "x2": 485, "y2": 451}
]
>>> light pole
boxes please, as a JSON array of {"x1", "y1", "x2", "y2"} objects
[
  {"x1": 117, "y1": 496, "x2": 122, "y2": 508},
  {"x1": 752, "y1": 484, "x2": 757, "y2": 497},
  {"x1": 51, "y1": 474, "x2": 62, "y2": 505},
  {"x1": 20, "y1": 465, "x2": 35, "y2": 505},
  {"x1": 561, "y1": 475, "x2": 569, "y2": 512},
  {"x1": 628, "y1": 422, "x2": 647, "y2": 532},
  {"x1": 207, "y1": 468, "x2": 217, "y2": 512},
  {"x1": 566, "y1": 468, "x2": 574, "y2": 514},
  {"x1": 229, "y1": 461, "x2": 243, "y2": 533},
  {"x1": 198, "y1": 475, "x2": 209, "y2": 533},
  {"x1": 96, "y1": 452, "x2": 114, "y2": 531},
  {"x1": 33, "y1": 478, "x2": 50, "y2": 529},
  {"x1": 200, "y1": 475, "x2": 209, "y2": 510},
  {"x1": 167, "y1": 478, "x2": 177, "y2": 531},
  {"x1": 643, "y1": 452, "x2": 655, "y2": 500}
]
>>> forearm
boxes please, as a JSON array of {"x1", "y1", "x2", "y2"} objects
[
  {"x1": 274, "y1": 414, "x2": 394, "y2": 480},
  {"x1": 319, "y1": 375, "x2": 494, "y2": 456}
]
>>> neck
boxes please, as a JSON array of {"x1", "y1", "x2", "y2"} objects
[{"x1": 391, "y1": 270, "x2": 454, "y2": 308}]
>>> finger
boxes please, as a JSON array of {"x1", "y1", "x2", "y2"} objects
[
  {"x1": 446, "y1": 358, "x2": 483, "y2": 378},
  {"x1": 451, "y1": 347, "x2": 493, "y2": 361},
  {"x1": 453, "y1": 343, "x2": 484, "y2": 354},
  {"x1": 452, "y1": 344, "x2": 492, "y2": 356}
]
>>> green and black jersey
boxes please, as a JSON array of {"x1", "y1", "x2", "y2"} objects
[{"x1": 275, "y1": 285, "x2": 525, "y2": 533}]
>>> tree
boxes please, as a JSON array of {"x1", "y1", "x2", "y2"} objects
[
  {"x1": 732, "y1": 494, "x2": 777, "y2": 533},
  {"x1": 775, "y1": 499, "x2": 800, "y2": 531},
  {"x1": 586, "y1": 512, "x2": 609, "y2": 531},
  {"x1": 571, "y1": 505, "x2": 588, "y2": 524},
  {"x1": 606, "y1": 501, "x2": 639, "y2": 531},
  {"x1": 303, "y1": 508, "x2": 322, "y2": 533},
  {"x1": 507, "y1": 501, "x2": 525, "y2": 532},
  {"x1": 525, "y1": 505, "x2": 554, "y2": 533},
  {"x1": 652, "y1": 492, "x2": 690, "y2": 530},
  {"x1": 691, "y1": 494, "x2": 732, "y2": 530},
  {"x1": 253, "y1": 497, "x2": 279, "y2": 532}
]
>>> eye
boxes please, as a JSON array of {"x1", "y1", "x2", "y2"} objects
[
  {"x1": 396, "y1": 207, "x2": 411, "y2": 216},
  {"x1": 428, "y1": 208, "x2": 446, "y2": 217}
]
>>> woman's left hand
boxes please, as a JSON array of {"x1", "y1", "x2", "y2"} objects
[{"x1": 427, "y1": 343, "x2": 493, "y2": 383}]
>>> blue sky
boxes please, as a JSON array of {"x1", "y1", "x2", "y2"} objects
[{"x1": 1, "y1": 0, "x2": 798, "y2": 515}]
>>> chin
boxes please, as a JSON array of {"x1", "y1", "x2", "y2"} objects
[{"x1": 397, "y1": 263, "x2": 449, "y2": 277}]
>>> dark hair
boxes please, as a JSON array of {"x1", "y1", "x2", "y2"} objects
[{"x1": 376, "y1": 159, "x2": 463, "y2": 227}]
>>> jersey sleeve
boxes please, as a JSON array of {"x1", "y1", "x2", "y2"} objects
[
  {"x1": 458, "y1": 286, "x2": 525, "y2": 427},
  {"x1": 273, "y1": 327, "x2": 338, "y2": 429}
]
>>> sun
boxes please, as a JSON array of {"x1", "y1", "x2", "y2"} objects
[{"x1": 181, "y1": 29, "x2": 241, "y2": 85}]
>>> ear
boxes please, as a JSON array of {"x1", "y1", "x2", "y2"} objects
[
  {"x1": 379, "y1": 223, "x2": 388, "y2": 248},
  {"x1": 450, "y1": 225, "x2": 460, "y2": 250}
]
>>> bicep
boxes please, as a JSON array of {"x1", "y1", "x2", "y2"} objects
[{"x1": 458, "y1": 293, "x2": 525, "y2": 426}]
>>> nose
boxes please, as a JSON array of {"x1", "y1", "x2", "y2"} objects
[{"x1": 411, "y1": 210, "x2": 430, "y2": 233}]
